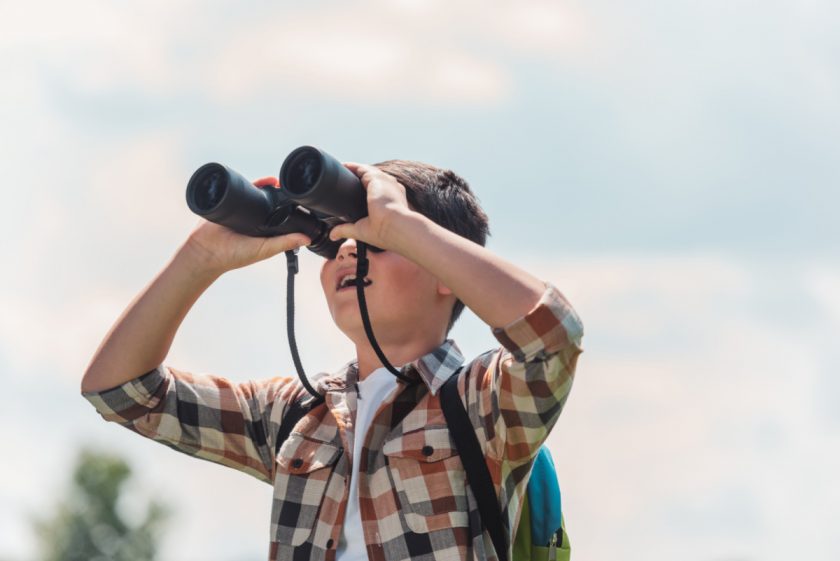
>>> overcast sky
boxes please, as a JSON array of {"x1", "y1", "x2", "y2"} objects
[{"x1": 1, "y1": 1, "x2": 838, "y2": 560}]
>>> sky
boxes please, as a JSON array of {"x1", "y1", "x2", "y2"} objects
[{"x1": 1, "y1": 1, "x2": 839, "y2": 560}]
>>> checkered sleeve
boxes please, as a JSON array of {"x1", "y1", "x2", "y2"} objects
[
  {"x1": 81, "y1": 365, "x2": 299, "y2": 484},
  {"x1": 487, "y1": 282, "x2": 584, "y2": 466}
]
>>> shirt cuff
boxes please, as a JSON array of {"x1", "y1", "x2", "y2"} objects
[
  {"x1": 81, "y1": 366, "x2": 168, "y2": 424},
  {"x1": 491, "y1": 283, "x2": 584, "y2": 363}
]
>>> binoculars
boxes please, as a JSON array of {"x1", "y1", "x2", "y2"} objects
[{"x1": 186, "y1": 146, "x2": 375, "y2": 259}]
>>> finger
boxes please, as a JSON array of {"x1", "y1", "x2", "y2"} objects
[
  {"x1": 329, "y1": 223, "x2": 355, "y2": 242},
  {"x1": 342, "y1": 162, "x2": 377, "y2": 179},
  {"x1": 342, "y1": 161, "x2": 363, "y2": 174},
  {"x1": 253, "y1": 176, "x2": 280, "y2": 188},
  {"x1": 265, "y1": 233, "x2": 311, "y2": 253}
]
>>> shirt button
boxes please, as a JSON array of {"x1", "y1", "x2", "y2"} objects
[
  {"x1": 291, "y1": 458, "x2": 303, "y2": 469},
  {"x1": 422, "y1": 445, "x2": 434, "y2": 457},
  {"x1": 326, "y1": 538, "x2": 334, "y2": 548}
]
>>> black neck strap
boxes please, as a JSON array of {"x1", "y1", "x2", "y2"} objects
[
  {"x1": 355, "y1": 242, "x2": 415, "y2": 383},
  {"x1": 284, "y1": 244, "x2": 414, "y2": 400},
  {"x1": 284, "y1": 250, "x2": 322, "y2": 399}
]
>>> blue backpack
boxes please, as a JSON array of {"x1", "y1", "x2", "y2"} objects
[{"x1": 440, "y1": 369, "x2": 570, "y2": 561}]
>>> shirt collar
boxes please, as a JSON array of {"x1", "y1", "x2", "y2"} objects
[
  {"x1": 410, "y1": 339, "x2": 465, "y2": 395},
  {"x1": 318, "y1": 339, "x2": 465, "y2": 397}
]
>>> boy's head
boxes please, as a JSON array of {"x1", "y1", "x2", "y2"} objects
[
  {"x1": 319, "y1": 160, "x2": 490, "y2": 343},
  {"x1": 372, "y1": 160, "x2": 490, "y2": 333}
]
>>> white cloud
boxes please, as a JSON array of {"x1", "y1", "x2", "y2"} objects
[
  {"x1": 0, "y1": 0, "x2": 200, "y2": 96},
  {"x1": 0, "y1": 131, "x2": 192, "y2": 381},
  {"x1": 524, "y1": 253, "x2": 840, "y2": 560},
  {"x1": 371, "y1": 0, "x2": 590, "y2": 55},
  {"x1": 86, "y1": 132, "x2": 191, "y2": 232},
  {"x1": 805, "y1": 265, "x2": 840, "y2": 324},
  {"x1": 206, "y1": 13, "x2": 511, "y2": 106},
  {"x1": 0, "y1": 0, "x2": 599, "y2": 107},
  {"x1": 527, "y1": 252, "x2": 754, "y2": 346}
]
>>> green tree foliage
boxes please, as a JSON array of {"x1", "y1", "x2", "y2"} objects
[{"x1": 32, "y1": 449, "x2": 170, "y2": 561}]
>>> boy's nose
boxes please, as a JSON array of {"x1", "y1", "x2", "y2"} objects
[{"x1": 336, "y1": 239, "x2": 357, "y2": 261}]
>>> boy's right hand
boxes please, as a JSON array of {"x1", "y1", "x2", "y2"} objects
[{"x1": 181, "y1": 219, "x2": 311, "y2": 276}]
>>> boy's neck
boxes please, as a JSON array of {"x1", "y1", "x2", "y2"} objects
[{"x1": 355, "y1": 334, "x2": 446, "y2": 382}]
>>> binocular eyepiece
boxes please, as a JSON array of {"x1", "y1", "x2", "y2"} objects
[{"x1": 186, "y1": 146, "x2": 375, "y2": 259}]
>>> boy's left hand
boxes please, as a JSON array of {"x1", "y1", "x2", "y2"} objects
[{"x1": 328, "y1": 162, "x2": 415, "y2": 251}]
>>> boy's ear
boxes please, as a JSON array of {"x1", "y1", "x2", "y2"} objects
[{"x1": 436, "y1": 280, "x2": 454, "y2": 296}]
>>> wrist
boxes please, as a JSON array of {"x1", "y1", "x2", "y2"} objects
[
  {"x1": 383, "y1": 209, "x2": 434, "y2": 257},
  {"x1": 174, "y1": 240, "x2": 226, "y2": 283}
]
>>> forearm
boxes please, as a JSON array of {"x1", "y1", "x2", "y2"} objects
[
  {"x1": 81, "y1": 244, "x2": 221, "y2": 394},
  {"x1": 388, "y1": 210, "x2": 546, "y2": 329}
]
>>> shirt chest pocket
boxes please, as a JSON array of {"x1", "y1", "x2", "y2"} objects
[
  {"x1": 383, "y1": 427, "x2": 470, "y2": 534},
  {"x1": 273, "y1": 435, "x2": 342, "y2": 546}
]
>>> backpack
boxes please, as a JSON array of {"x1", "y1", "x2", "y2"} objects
[
  {"x1": 440, "y1": 369, "x2": 571, "y2": 561},
  {"x1": 275, "y1": 369, "x2": 571, "y2": 561}
]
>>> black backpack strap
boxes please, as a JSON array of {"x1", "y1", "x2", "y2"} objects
[
  {"x1": 440, "y1": 368, "x2": 509, "y2": 561},
  {"x1": 275, "y1": 395, "x2": 325, "y2": 456}
]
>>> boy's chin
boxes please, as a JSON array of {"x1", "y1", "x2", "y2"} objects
[{"x1": 332, "y1": 314, "x2": 365, "y2": 335}]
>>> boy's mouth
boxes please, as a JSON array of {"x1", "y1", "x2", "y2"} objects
[{"x1": 336, "y1": 273, "x2": 373, "y2": 291}]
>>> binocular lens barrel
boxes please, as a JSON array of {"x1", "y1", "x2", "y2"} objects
[
  {"x1": 280, "y1": 146, "x2": 367, "y2": 223},
  {"x1": 189, "y1": 164, "x2": 229, "y2": 213},
  {"x1": 187, "y1": 163, "x2": 280, "y2": 235},
  {"x1": 283, "y1": 149, "x2": 322, "y2": 196}
]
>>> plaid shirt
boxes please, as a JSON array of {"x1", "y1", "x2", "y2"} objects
[{"x1": 82, "y1": 283, "x2": 583, "y2": 561}]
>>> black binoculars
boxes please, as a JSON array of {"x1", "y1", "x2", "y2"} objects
[{"x1": 186, "y1": 146, "x2": 377, "y2": 259}]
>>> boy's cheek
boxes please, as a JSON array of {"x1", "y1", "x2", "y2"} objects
[{"x1": 319, "y1": 261, "x2": 332, "y2": 288}]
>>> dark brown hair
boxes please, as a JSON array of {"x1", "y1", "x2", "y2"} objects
[{"x1": 373, "y1": 160, "x2": 490, "y2": 334}]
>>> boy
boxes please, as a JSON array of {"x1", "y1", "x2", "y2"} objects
[{"x1": 81, "y1": 159, "x2": 584, "y2": 561}]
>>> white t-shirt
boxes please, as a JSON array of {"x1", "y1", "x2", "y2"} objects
[{"x1": 335, "y1": 366, "x2": 399, "y2": 560}]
